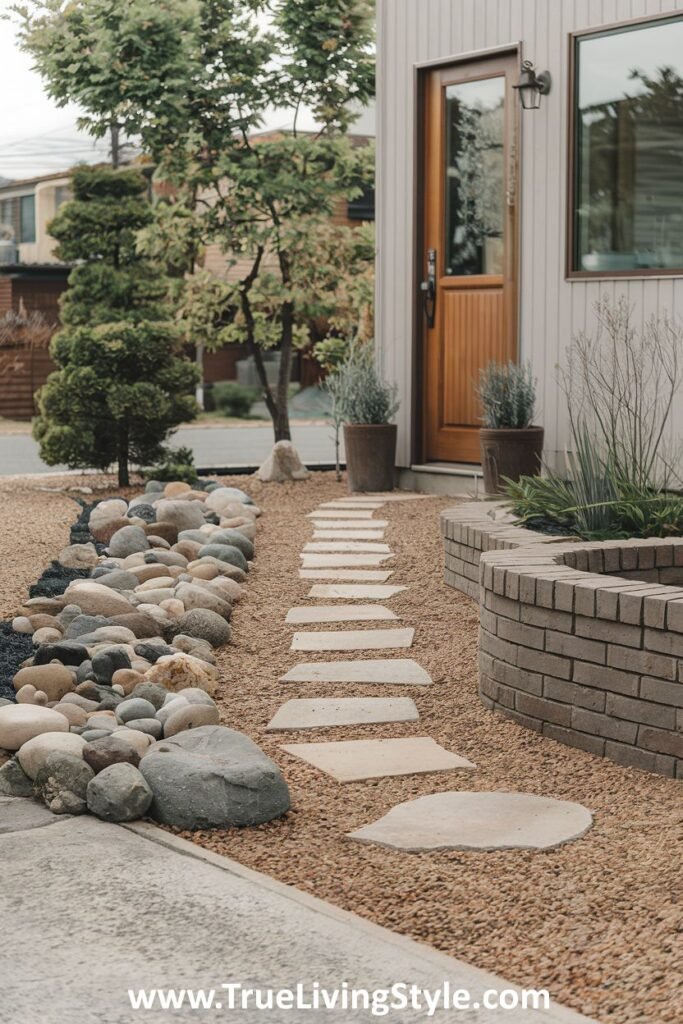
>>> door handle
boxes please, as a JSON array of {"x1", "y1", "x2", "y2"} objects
[{"x1": 420, "y1": 248, "x2": 437, "y2": 328}]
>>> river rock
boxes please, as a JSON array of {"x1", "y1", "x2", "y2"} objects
[
  {"x1": 18, "y1": 732, "x2": 87, "y2": 779},
  {"x1": 111, "y1": 669, "x2": 145, "y2": 695},
  {"x1": 107, "y1": 612, "x2": 162, "y2": 639},
  {"x1": 75, "y1": 626, "x2": 137, "y2": 647},
  {"x1": 174, "y1": 583, "x2": 232, "y2": 619},
  {"x1": 142, "y1": 521, "x2": 178, "y2": 544},
  {"x1": 33, "y1": 641, "x2": 89, "y2": 667},
  {"x1": 139, "y1": 726, "x2": 290, "y2": 829},
  {"x1": 108, "y1": 525, "x2": 150, "y2": 559},
  {"x1": 134, "y1": 641, "x2": 175, "y2": 663},
  {"x1": 13, "y1": 664, "x2": 75, "y2": 703},
  {"x1": 58, "y1": 543, "x2": 100, "y2": 570},
  {"x1": 64, "y1": 614, "x2": 109, "y2": 639},
  {"x1": 116, "y1": 698, "x2": 157, "y2": 724},
  {"x1": 90, "y1": 516, "x2": 131, "y2": 545},
  {"x1": 163, "y1": 703, "x2": 220, "y2": 737},
  {"x1": 86, "y1": 762, "x2": 153, "y2": 822},
  {"x1": 34, "y1": 752, "x2": 94, "y2": 815},
  {"x1": 0, "y1": 705, "x2": 69, "y2": 751},
  {"x1": 125, "y1": 718, "x2": 163, "y2": 739},
  {"x1": 205, "y1": 487, "x2": 255, "y2": 512},
  {"x1": 198, "y1": 544, "x2": 248, "y2": 573},
  {"x1": 171, "y1": 609, "x2": 230, "y2": 649},
  {"x1": 92, "y1": 569, "x2": 139, "y2": 592},
  {"x1": 210, "y1": 529, "x2": 254, "y2": 560},
  {"x1": 144, "y1": 550, "x2": 188, "y2": 569},
  {"x1": 127, "y1": 503, "x2": 156, "y2": 523},
  {"x1": 12, "y1": 616, "x2": 34, "y2": 634},
  {"x1": 131, "y1": 682, "x2": 168, "y2": 710},
  {"x1": 91, "y1": 647, "x2": 132, "y2": 685},
  {"x1": 155, "y1": 499, "x2": 205, "y2": 532},
  {"x1": 54, "y1": 703, "x2": 88, "y2": 727},
  {"x1": 111, "y1": 727, "x2": 154, "y2": 757},
  {"x1": 83, "y1": 735, "x2": 141, "y2": 773},
  {"x1": 63, "y1": 581, "x2": 134, "y2": 618},
  {"x1": 32, "y1": 627, "x2": 63, "y2": 645},
  {"x1": 144, "y1": 652, "x2": 216, "y2": 695}
]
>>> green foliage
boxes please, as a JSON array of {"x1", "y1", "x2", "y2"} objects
[
  {"x1": 478, "y1": 361, "x2": 536, "y2": 429},
  {"x1": 325, "y1": 342, "x2": 399, "y2": 425},
  {"x1": 211, "y1": 382, "x2": 259, "y2": 418},
  {"x1": 143, "y1": 445, "x2": 198, "y2": 485},
  {"x1": 15, "y1": 0, "x2": 376, "y2": 443},
  {"x1": 32, "y1": 165, "x2": 198, "y2": 485}
]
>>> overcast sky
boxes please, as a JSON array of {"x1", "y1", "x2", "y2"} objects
[{"x1": 0, "y1": 3, "x2": 374, "y2": 182}]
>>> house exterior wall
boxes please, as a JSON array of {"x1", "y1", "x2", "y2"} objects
[
  {"x1": 0, "y1": 175, "x2": 71, "y2": 264},
  {"x1": 376, "y1": 0, "x2": 683, "y2": 469}
]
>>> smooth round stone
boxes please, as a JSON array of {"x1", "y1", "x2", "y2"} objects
[
  {"x1": 142, "y1": 522, "x2": 178, "y2": 545},
  {"x1": 146, "y1": 536, "x2": 170, "y2": 549},
  {"x1": 86, "y1": 762, "x2": 153, "y2": 822},
  {"x1": 127, "y1": 503, "x2": 156, "y2": 523},
  {"x1": 134, "y1": 642, "x2": 175, "y2": 664},
  {"x1": 58, "y1": 542, "x2": 100, "y2": 570},
  {"x1": 172, "y1": 540, "x2": 203, "y2": 561},
  {"x1": 15, "y1": 684, "x2": 37, "y2": 704},
  {"x1": 18, "y1": 731, "x2": 86, "y2": 780},
  {"x1": 85, "y1": 714, "x2": 117, "y2": 733},
  {"x1": 205, "y1": 487, "x2": 254, "y2": 512},
  {"x1": 107, "y1": 612, "x2": 165, "y2": 639},
  {"x1": 198, "y1": 544, "x2": 248, "y2": 573},
  {"x1": 81, "y1": 729, "x2": 112, "y2": 742},
  {"x1": 83, "y1": 735, "x2": 141, "y2": 773},
  {"x1": 76, "y1": 627, "x2": 137, "y2": 647},
  {"x1": 34, "y1": 752, "x2": 94, "y2": 815},
  {"x1": 112, "y1": 668, "x2": 145, "y2": 695},
  {"x1": 62, "y1": 693, "x2": 99, "y2": 711},
  {"x1": 164, "y1": 703, "x2": 219, "y2": 737},
  {"x1": 13, "y1": 664, "x2": 75, "y2": 704},
  {"x1": 61, "y1": 582, "x2": 134, "y2": 619},
  {"x1": 57, "y1": 605, "x2": 84, "y2": 629},
  {"x1": 111, "y1": 727, "x2": 155, "y2": 757},
  {"x1": 130, "y1": 683, "x2": 167, "y2": 710},
  {"x1": 0, "y1": 705, "x2": 69, "y2": 751},
  {"x1": 90, "y1": 569, "x2": 139, "y2": 592},
  {"x1": 108, "y1": 525, "x2": 150, "y2": 559},
  {"x1": 136, "y1": 576, "x2": 175, "y2": 593},
  {"x1": 145, "y1": 480, "x2": 165, "y2": 493},
  {"x1": 143, "y1": 550, "x2": 187, "y2": 568},
  {"x1": 91, "y1": 648, "x2": 132, "y2": 685},
  {"x1": 156, "y1": 698, "x2": 189, "y2": 726},
  {"x1": 89, "y1": 498, "x2": 128, "y2": 528},
  {"x1": 12, "y1": 616, "x2": 34, "y2": 634},
  {"x1": 187, "y1": 564, "x2": 219, "y2": 581},
  {"x1": 33, "y1": 691, "x2": 48, "y2": 707},
  {"x1": 32, "y1": 627, "x2": 63, "y2": 645},
  {"x1": 155, "y1": 500, "x2": 205, "y2": 533},
  {"x1": 159, "y1": 598, "x2": 185, "y2": 619},
  {"x1": 174, "y1": 583, "x2": 231, "y2": 619},
  {"x1": 125, "y1": 717, "x2": 163, "y2": 739},
  {"x1": 164, "y1": 481, "x2": 192, "y2": 498},
  {"x1": 210, "y1": 530, "x2": 254, "y2": 560},
  {"x1": 64, "y1": 614, "x2": 109, "y2": 639},
  {"x1": 171, "y1": 635, "x2": 216, "y2": 665},
  {"x1": 171, "y1": 609, "x2": 230, "y2": 649},
  {"x1": 187, "y1": 557, "x2": 246, "y2": 583},
  {"x1": 195, "y1": 576, "x2": 242, "y2": 603},
  {"x1": 33, "y1": 642, "x2": 89, "y2": 668},
  {"x1": 116, "y1": 698, "x2": 157, "y2": 724},
  {"x1": 176, "y1": 688, "x2": 217, "y2": 707},
  {"x1": 54, "y1": 703, "x2": 88, "y2": 727},
  {"x1": 90, "y1": 516, "x2": 131, "y2": 545}
]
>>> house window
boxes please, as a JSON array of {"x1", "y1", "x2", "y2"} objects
[
  {"x1": 572, "y1": 15, "x2": 683, "y2": 275},
  {"x1": 19, "y1": 195, "x2": 36, "y2": 244}
]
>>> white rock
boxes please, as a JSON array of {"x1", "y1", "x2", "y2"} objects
[
  {"x1": 18, "y1": 732, "x2": 87, "y2": 779},
  {"x1": 256, "y1": 440, "x2": 310, "y2": 483},
  {"x1": 0, "y1": 705, "x2": 69, "y2": 751}
]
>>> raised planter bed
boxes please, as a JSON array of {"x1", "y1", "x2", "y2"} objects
[{"x1": 441, "y1": 501, "x2": 683, "y2": 779}]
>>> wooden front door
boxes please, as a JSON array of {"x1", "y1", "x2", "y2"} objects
[{"x1": 421, "y1": 53, "x2": 519, "y2": 464}]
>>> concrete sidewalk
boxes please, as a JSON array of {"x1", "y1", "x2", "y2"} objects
[
  {"x1": 0, "y1": 423, "x2": 341, "y2": 476},
  {"x1": 0, "y1": 800, "x2": 596, "y2": 1024}
]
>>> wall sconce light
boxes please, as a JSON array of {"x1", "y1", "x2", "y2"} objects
[{"x1": 513, "y1": 59, "x2": 552, "y2": 110}]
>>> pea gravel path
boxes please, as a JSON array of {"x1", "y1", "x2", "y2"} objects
[{"x1": 1, "y1": 473, "x2": 681, "y2": 1024}]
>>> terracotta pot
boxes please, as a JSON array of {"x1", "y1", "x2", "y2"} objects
[
  {"x1": 343, "y1": 423, "x2": 397, "y2": 493},
  {"x1": 479, "y1": 425, "x2": 544, "y2": 495}
]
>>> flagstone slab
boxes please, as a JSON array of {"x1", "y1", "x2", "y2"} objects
[
  {"x1": 280, "y1": 737, "x2": 476, "y2": 783},
  {"x1": 308, "y1": 509, "x2": 377, "y2": 519},
  {"x1": 304, "y1": 542, "x2": 391, "y2": 553},
  {"x1": 301, "y1": 554, "x2": 393, "y2": 568},
  {"x1": 319, "y1": 501, "x2": 385, "y2": 510},
  {"x1": 291, "y1": 628, "x2": 414, "y2": 651},
  {"x1": 281, "y1": 658, "x2": 433, "y2": 685},
  {"x1": 313, "y1": 530, "x2": 387, "y2": 540},
  {"x1": 266, "y1": 697, "x2": 419, "y2": 731},
  {"x1": 307, "y1": 584, "x2": 407, "y2": 600},
  {"x1": 299, "y1": 570, "x2": 394, "y2": 582},
  {"x1": 286, "y1": 605, "x2": 398, "y2": 624},
  {"x1": 348, "y1": 792, "x2": 593, "y2": 852},
  {"x1": 311, "y1": 520, "x2": 389, "y2": 530}
]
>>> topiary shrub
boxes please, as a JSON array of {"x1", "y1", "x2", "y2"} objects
[{"x1": 211, "y1": 382, "x2": 259, "y2": 418}]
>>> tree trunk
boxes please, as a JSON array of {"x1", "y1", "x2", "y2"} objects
[
  {"x1": 110, "y1": 124, "x2": 120, "y2": 169},
  {"x1": 273, "y1": 301, "x2": 295, "y2": 443},
  {"x1": 117, "y1": 426, "x2": 129, "y2": 488}
]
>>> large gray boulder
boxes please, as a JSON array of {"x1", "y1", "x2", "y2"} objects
[
  {"x1": 198, "y1": 544, "x2": 248, "y2": 573},
  {"x1": 170, "y1": 609, "x2": 230, "y2": 648},
  {"x1": 34, "y1": 751, "x2": 94, "y2": 815},
  {"x1": 108, "y1": 525, "x2": 150, "y2": 558},
  {"x1": 86, "y1": 763, "x2": 153, "y2": 822},
  {"x1": 155, "y1": 499, "x2": 205, "y2": 532},
  {"x1": 139, "y1": 725, "x2": 290, "y2": 829}
]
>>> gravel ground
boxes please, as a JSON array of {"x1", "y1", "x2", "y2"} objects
[{"x1": 1, "y1": 472, "x2": 681, "y2": 1024}]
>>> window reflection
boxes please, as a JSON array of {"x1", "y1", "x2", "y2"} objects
[
  {"x1": 445, "y1": 77, "x2": 505, "y2": 276},
  {"x1": 576, "y1": 17, "x2": 683, "y2": 272}
]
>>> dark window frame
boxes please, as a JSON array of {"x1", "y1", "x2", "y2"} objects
[
  {"x1": 19, "y1": 194, "x2": 36, "y2": 244},
  {"x1": 567, "y1": 10, "x2": 683, "y2": 280}
]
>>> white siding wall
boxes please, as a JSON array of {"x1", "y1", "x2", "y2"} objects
[{"x1": 377, "y1": 0, "x2": 683, "y2": 467}]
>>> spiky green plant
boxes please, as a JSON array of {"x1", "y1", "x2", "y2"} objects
[{"x1": 478, "y1": 361, "x2": 536, "y2": 428}]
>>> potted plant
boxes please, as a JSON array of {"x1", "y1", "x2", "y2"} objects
[
  {"x1": 327, "y1": 342, "x2": 400, "y2": 492},
  {"x1": 478, "y1": 361, "x2": 544, "y2": 495}
]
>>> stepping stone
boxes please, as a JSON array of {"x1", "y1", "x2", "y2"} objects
[
  {"x1": 304, "y1": 542, "x2": 391, "y2": 553},
  {"x1": 291, "y1": 628, "x2": 414, "y2": 651},
  {"x1": 299, "y1": 570, "x2": 394, "y2": 582},
  {"x1": 307, "y1": 584, "x2": 407, "y2": 600},
  {"x1": 308, "y1": 509, "x2": 377, "y2": 519},
  {"x1": 348, "y1": 792, "x2": 593, "y2": 852},
  {"x1": 313, "y1": 530, "x2": 386, "y2": 540},
  {"x1": 266, "y1": 697, "x2": 419, "y2": 731},
  {"x1": 281, "y1": 659, "x2": 433, "y2": 685},
  {"x1": 285, "y1": 605, "x2": 398, "y2": 624},
  {"x1": 319, "y1": 501, "x2": 385, "y2": 510},
  {"x1": 311, "y1": 520, "x2": 389, "y2": 530},
  {"x1": 300, "y1": 554, "x2": 393, "y2": 568},
  {"x1": 281, "y1": 737, "x2": 476, "y2": 783}
]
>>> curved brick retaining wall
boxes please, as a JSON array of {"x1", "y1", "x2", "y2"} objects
[{"x1": 441, "y1": 503, "x2": 683, "y2": 779}]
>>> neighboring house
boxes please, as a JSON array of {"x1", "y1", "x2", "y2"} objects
[
  {"x1": 376, "y1": 0, "x2": 683, "y2": 493},
  {"x1": 0, "y1": 172, "x2": 72, "y2": 264}
]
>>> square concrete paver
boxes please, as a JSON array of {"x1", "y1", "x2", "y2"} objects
[
  {"x1": 307, "y1": 584, "x2": 407, "y2": 600},
  {"x1": 311, "y1": 520, "x2": 389, "y2": 530},
  {"x1": 266, "y1": 697, "x2": 419, "y2": 731},
  {"x1": 280, "y1": 737, "x2": 476, "y2": 782},
  {"x1": 308, "y1": 509, "x2": 377, "y2": 519},
  {"x1": 299, "y1": 570, "x2": 394, "y2": 582},
  {"x1": 301, "y1": 554, "x2": 393, "y2": 568},
  {"x1": 304, "y1": 542, "x2": 391, "y2": 553},
  {"x1": 291, "y1": 627, "x2": 414, "y2": 651},
  {"x1": 313, "y1": 530, "x2": 387, "y2": 540},
  {"x1": 281, "y1": 658, "x2": 433, "y2": 685},
  {"x1": 286, "y1": 604, "x2": 398, "y2": 624}
]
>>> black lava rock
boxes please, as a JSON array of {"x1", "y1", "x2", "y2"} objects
[
  {"x1": 92, "y1": 647, "x2": 132, "y2": 685},
  {"x1": 29, "y1": 561, "x2": 91, "y2": 599},
  {"x1": 33, "y1": 641, "x2": 90, "y2": 667},
  {"x1": 0, "y1": 622, "x2": 34, "y2": 702},
  {"x1": 134, "y1": 642, "x2": 175, "y2": 663}
]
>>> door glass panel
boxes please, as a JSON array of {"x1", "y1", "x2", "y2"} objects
[{"x1": 445, "y1": 76, "x2": 505, "y2": 276}]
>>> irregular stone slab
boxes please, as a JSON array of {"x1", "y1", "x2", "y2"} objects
[
  {"x1": 307, "y1": 584, "x2": 407, "y2": 600},
  {"x1": 0, "y1": 796, "x2": 67, "y2": 833},
  {"x1": 291, "y1": 628, "x2": 414, "y2": 652},
  {"x1": 304, "y1": 542, "x2": 391, "y2": 553},
  {"x1": 281, "y1": 658, "x2": 433, "y2": 685},
  {"x1": 348, "y1": 792, "x2": 593, "y2": 852},
  {"x1": 319, "y1": 501, "x2": 385, "y2": 510},
  {"x1": 299, "y1": 569, "x2": 393, "y2": 582},
  {"x1": 300, "y1": 554, "x2": 393, "y2": 568},
  {"x1": 285, "y1": 605, "x2": 398, "y2": 624},
  {"x1": 139, "y1": 725, "x2": 290, "y2": 828},
  {"x1": 313, "y1": 530, "x2": 386, "y2": 540},
  {"x1": 281, "y1": 737, "x2": 475, "y2": 782},
  {"x1": 256, "y1": 440, "x2": 310, "y2": 482},
  {"x1": 311, "y1": 519, "x2": 389, "y2": 530},
  {"x1": 266, "y1": 697, "x2": 419, "y2": 731},
  {"x1": 308, "y1": 509, "x2": 376, "y2": 519}
]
